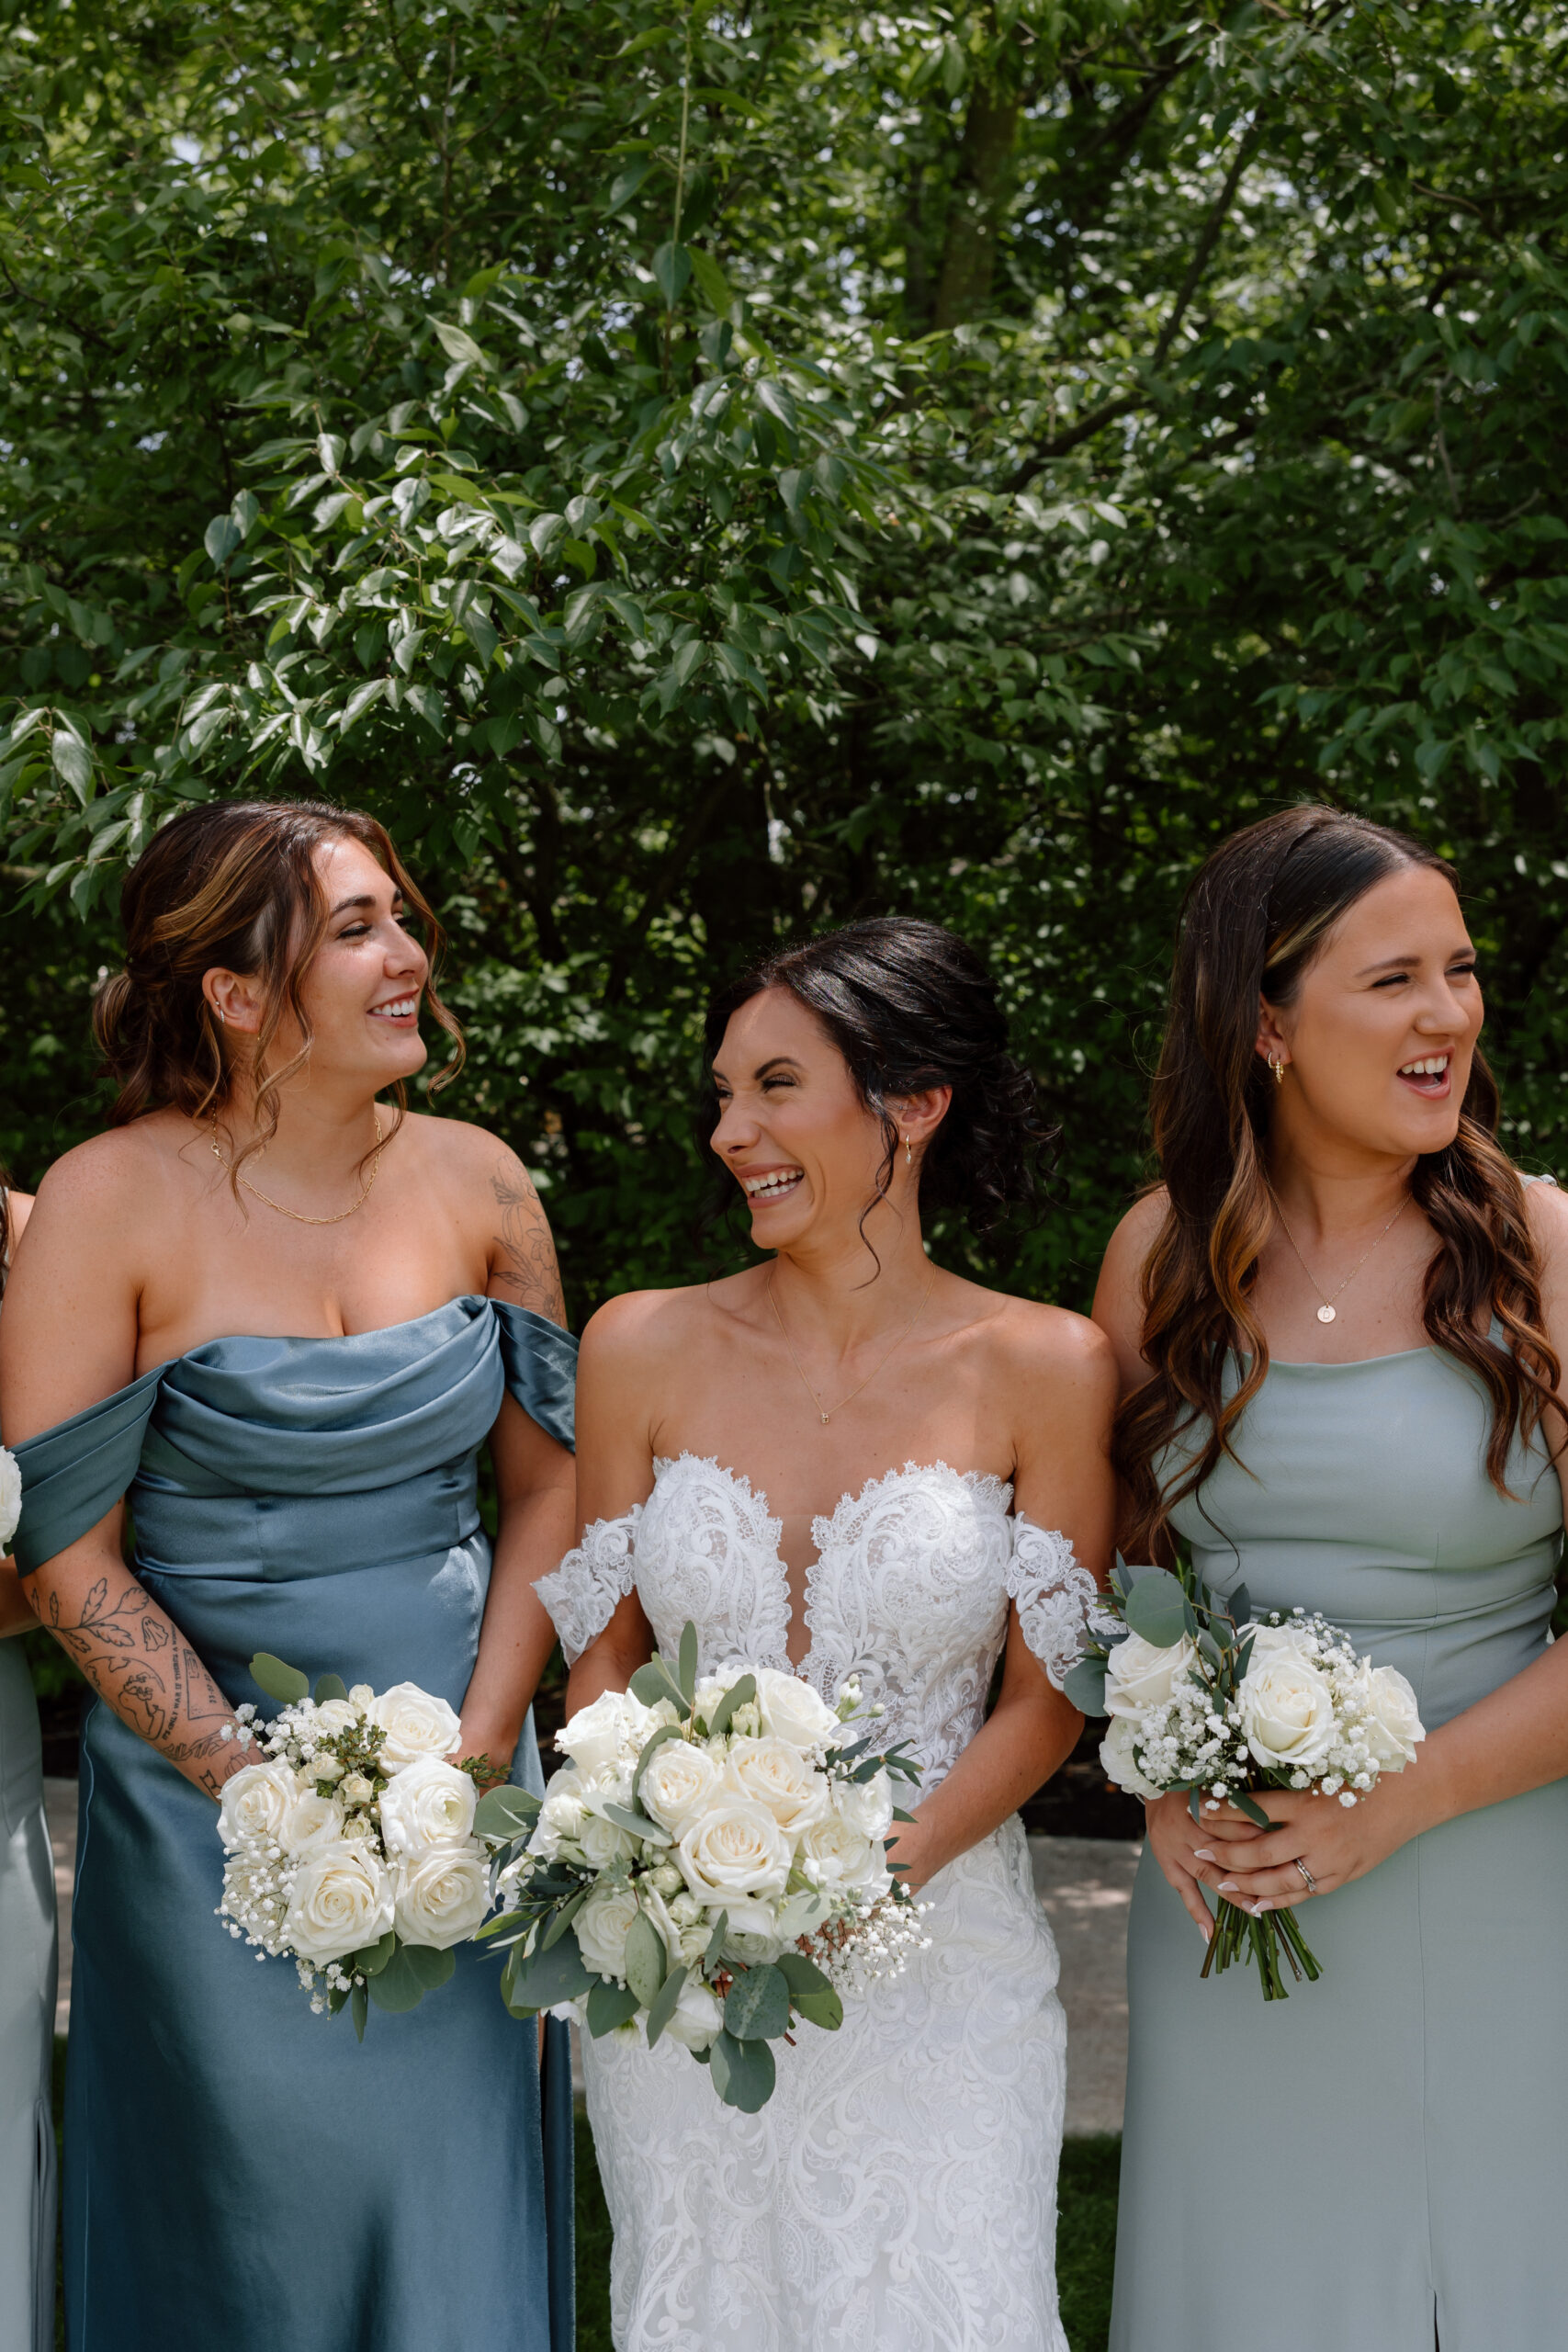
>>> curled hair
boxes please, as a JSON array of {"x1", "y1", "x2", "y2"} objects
[
  {"x1": 702, "y1": 917, "x2": 1053, "y2": 1248},
  {"x1": 94, "y1": 798, "x2": 464, "y2": 1182},
  {"x1": 1116, "y1": 804, "x2": 1562, "y2": 1558}
]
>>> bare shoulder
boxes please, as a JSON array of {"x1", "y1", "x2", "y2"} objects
[
  {"x1": 1100, "y1": 1186, "x2": 1168, "y2": 1284},
  {"x1": 28, "y1": 1119, "x2": 179, "y2": 1233},
  {"x1": 978, "y1": 1290, "x2": 1119, "y2": 1408},
  {"x1": 1521, "y1": 1170, "x2": 1568, "y2": 1252},
  {"x1": 412, "y1": 1116, "x2": 568, "y2": 1326},
  {"x1": 4, "y1": 1190, "x2": 34, "y2": 1249},
  {"x1": 581, "y1": 1283, "x2": 722, "y2": 1376}
]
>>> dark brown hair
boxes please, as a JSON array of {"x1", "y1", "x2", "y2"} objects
[
  {"x1": 1115, "y1": 804, "x2": 1562, "y2": 1558},
  {"x1": 94, "y1": 798, "x2": 463, "y2": 1179}
]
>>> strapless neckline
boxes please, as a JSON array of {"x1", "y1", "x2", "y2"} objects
[{"x1": 136, "y1": 1292, "x2": 560, "y2": 1377}]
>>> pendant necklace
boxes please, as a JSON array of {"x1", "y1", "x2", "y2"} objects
[
  {"x1": 1268, "y1": 1186, "x2": 1412, "y2": 1325},
  {"x1": 209, "y1": 1109, "x2": 388, "y2": 1227},
  {"x1": 766, "y1": 1264, "x2": 936, "y2": 1425}
]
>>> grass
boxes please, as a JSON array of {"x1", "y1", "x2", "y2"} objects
[{"x1": 54, "y1": 2042, "x2": 1119, "y2": 2350}]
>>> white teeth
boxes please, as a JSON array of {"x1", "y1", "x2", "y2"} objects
[
  {"x1": 1398, "y1": 1056, "x2": 1450, "y2": 1078},
  {"x1": 744, "y1": 1170, "x2": 803, "y2": 1197},
  {"x1": 371, "y1": 998, "x2": 416, "y2": 1018}
]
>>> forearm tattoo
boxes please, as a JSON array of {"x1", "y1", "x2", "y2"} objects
[
  {"x1": 46, "y1": 1573, "x2": 236, "y2": 1795},
  {"x1": 490, "y1": 1153, "x2": 567, "y2": 1326}
]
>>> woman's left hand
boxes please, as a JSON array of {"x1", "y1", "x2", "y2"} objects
[
  {"x1": 1196, "y1": 1775, "x2": 1427, "y2": 1912},
  {"x1": 457, "y1": 1714, "x2": 519, "y2": 1791}
]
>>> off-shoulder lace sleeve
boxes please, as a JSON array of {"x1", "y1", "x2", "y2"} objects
[
  {"x1": 1007, "y1": 1515, "x2": 1101, "y2": 1692},
  {"x1": 535, "y1": 1507, "x2": 641, "y2": 1665}
]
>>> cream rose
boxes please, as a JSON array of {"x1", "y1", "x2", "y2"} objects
[
  {"x1": 752, "y1": 1668, "x2": 841, "y2": 1751},
  {"x1": 392, "y1": 1844, "x2": 491, "y2": 1948},
  {"x1": 368, "y1": 1682, "x2": 462, "y2": 1770},
  {"x1": 218, "y1": 1761, "x2": 300, "y2": 1851},
  {"x1": 312, "y1": 1697, "x2": 362, "y2": 1736},
  {"x1": 1100, "y1": 1713, "x2": 1162, "y2": 1803},
  {"x1": 575, "y1": 1881, "x2": 641, "y2": 1980},
  {"x1": 378, "y1": 1755, "x2": 477, "y2": 1856},
  {"x1": 677, "y1": 1798, "x2": 792, "y2": 1903},
  {"x1": 724, "y1": 1736, "x2": 829, "y2": 1834},
  {"x1": 662, "y1": 1976, "x2": 724, "y2": 2052},
  {"x1": 797, "y1": 1810, "x2": 882, "y2": 1894},
  {"x1": 282, "y1": 1839, "x2": 394, "y2": 1962},
  {"x1": 0, "y1": 1444, "x2": 21, "y2": 1551},
  {"x1": 1359, "y1": 1664, "x2": 1425, "y2": 1770},
  {"x1": 1239, "y1": 1651, "x2": 1337, "y2": 1773},
  {"x1": 1104, "y1": 1630, "x2": 1200, "y2": 1718},
  {"x1": 557, "y1": 1689, "x2": 653, "y2": 1780},
  {"x1": 640, "y1": 1739, "x2": 723, "y2": 1837},
  {"x1": 578, "y1": 1797, "x2": 637, "y2": 1870},
  {"x1": 832, "y1": 1768, "x2": 894, "y2": 1842},
  {"x1": 532, "y1": 1776, "x2": 587, "y2": 1857},
  {"x1": 280, "y1": 1790, "x2": 346, "y2": 1856}
]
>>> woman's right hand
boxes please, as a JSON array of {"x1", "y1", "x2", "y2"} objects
[{"x1": 1144, "y1": 1789, "x2": 1266, "y2": 1939}]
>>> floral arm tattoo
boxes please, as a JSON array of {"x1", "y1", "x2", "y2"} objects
[
  {"x1": 42, "y1": 1567, "x2": 237, "y2": 1797},
  {"x1": 489, "y1": 1153, "x2": 567, "y2": 1327}
]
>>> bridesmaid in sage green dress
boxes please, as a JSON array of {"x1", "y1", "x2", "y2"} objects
[
  {"x1": 1095, "y1": 807, "x2": 1568, "y2": 2352},
  {"x1": 1, "y1": 801, "x2": 577, "y2": 2352},
  {"x1": 0, "y1": 1178, "x2": 58, "y2": 2352}
]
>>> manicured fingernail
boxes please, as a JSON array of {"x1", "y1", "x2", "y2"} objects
[
  {"x1": 1247, "y1": 1903, "x2": 1265, "y2": 1917},
  {"x1": 1193, "y1": 1849, "x2": 1216, "y2": 1862},
  {"x1": 1217, "y1": 1880, "x2": 1237, "y2": 1893}
]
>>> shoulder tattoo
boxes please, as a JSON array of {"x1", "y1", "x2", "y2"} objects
[{"x1": 490, "y1": 1153, "x2": 567, "y2": 1327}]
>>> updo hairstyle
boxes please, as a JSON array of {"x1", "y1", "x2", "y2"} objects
[
  {"x1": 702, "y1": 917, "x2": 1052, "y2": 1239},
  {"x1": 93, "y1": 798, "x2": 463, "y2": 1178}
]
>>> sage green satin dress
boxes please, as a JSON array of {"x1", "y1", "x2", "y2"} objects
[{"x1": 1111, "y1": 1343, "x2": 1568, "y2": 2352}]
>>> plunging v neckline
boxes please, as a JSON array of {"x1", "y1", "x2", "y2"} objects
[{"x1": 649, "y1": 1451, "x2": 1013, "y2": 1671}]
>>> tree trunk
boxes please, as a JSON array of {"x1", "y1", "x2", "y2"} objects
[{"x1": 932, "y1": 81, "x2": 1021, "y2": 329}]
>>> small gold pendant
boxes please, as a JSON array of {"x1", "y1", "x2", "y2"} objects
[
  {"x1": 1316, "y1": 1305, "x2": 1337, "y2": 1324},
  {"x1": 820, "y1": 1411, "x2": 830, "y2": 1424}
]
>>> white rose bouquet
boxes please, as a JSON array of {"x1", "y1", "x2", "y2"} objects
[
  {"x1": 0, "y1": 1443, "x2": 21, "y2": 1554},
  {"x1": 1064, "y1": 1565, "x2": 1425, "y2": 2000},
  {"x1": 472, "y1": 1623, "x2": 928, "y2": 2111},
  {"x1": 215, "y1": 1651, "x2": 492, "y2": 2037}
]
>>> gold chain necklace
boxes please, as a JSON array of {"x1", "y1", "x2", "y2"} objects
[
  {"x1": 765, "y1": 1264, "x2": 936, "y2": 1425},
  {"x1": 1268, "y1": 1186, "x2": 1413, "y2": 1325},
  {"x1": 209, "y1": 1110, "x2": 388, "y2": 1227}
]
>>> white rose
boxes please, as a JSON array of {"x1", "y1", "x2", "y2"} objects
[
  {"x1": 218, "y1": 1762, "x2": 300, "y2": 1851},
  {"x1": 349, "y1": 1683, "x2": 375, "y2": 1706},
  {"x1": 0, "y1": 1445, "x2": 21, "y2": 1551},
  {"x1": 693, "y1": 1676, "x2": 731, "y2": 1724},
  {"x1": 558, "y1": 1689, "x2": 655, "y2": 1780},
  {"x1": 832, "y1": 1768, "x2": 894, "y2": 1842},
  {"x1": 677, "y1": 1798, "x2": 792, "y2": 1903},
  {"x1": 368, "y1": 1682, "x2": 463, "y2": 1770},
  {"x1": 378, "y1": 1756, "x2": 478, "y2": 1856},
  {"x1": 1359, "y1": 1664, "x2": 1425, "y2": 1770},
  {"x1": 1104, "y1": 1630, "x2": 1200, "y2": 1717},
  {"x1": 392, "y1": 1843, "x2": 491, "y2": 1948},
  {"x1": 532, "y1": 1782, "x2": 586, "y2": 1857},
  {"x1": 312, "y1": 1698, "x2": 361, "y2": 1736},
  {"x1": 574, "y1": 1881, "x2": 641, "y2": 1980},
  {"x1": 282, "y1": 1839, "x2": 394, "y2": 1962},
  {"x1": 1100, "y1": 1713, "x2": 1163, "y2": 1803},
  {"x1": 340, "y1": 1773, "x2": 376, "y2": 1806},
  {"x1": 280, "y1": 1790, "x2": 345, "y2": 1856},
  {"x1": 310, "y1": 1755, "x2": 345, "y2": 1784},
  {"x1": 1245, "y1": 1622, "x2": 1315, "y2": 1663},
  {"x1": 724, "y1": 1736, "x2": 829, "y2": 1835},
  {"x1": 640, "y1": 1740, "x2": 724, "y2": 1837},
  {"x1": 1239, "y1": 1652, "x2": 1337, "y2": 1774},
  {"x1": 662, "y1": 1975, "x2": 724, "y2": 2052},
  {"x1": 797, "y1": 1810, "x2": 882, "y2": 1893},
  {"x1": 751, "y1": 1668, "x2": 842, "y2": 1751}
]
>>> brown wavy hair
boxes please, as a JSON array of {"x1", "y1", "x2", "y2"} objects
[
  {"x1": 1114, "y1": 805, "x2": 1562, "y2": 1559},
  {"x1": 94, "y1": 798, "x2": 464, "y2": 1182}
]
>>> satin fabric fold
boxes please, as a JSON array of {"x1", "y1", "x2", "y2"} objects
[{"x1": 14, "y1": 1296, "x2": 576, "y2": 2352}]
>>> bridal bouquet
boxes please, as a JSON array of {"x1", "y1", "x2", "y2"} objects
[
  {"x1": 1064, "y1": 1566, "x2": 1425, "y2": 1999},
  {"x1": 214, "y1": 1653, "x2": 492, "y2": 2037},
  {"x1": 474, "y1": 1623, "x2": 928, "y2": 2111},
  {"x1": 0, "y1": 1444, "x2": 19, "y2": 1552}
]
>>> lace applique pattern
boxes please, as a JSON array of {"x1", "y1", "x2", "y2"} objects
[
  {"x1": 535, "y1": 1506, "x2": 640, "y2": 1665},
  {"x1": 1007, "y1": 1514, "x2": 1100, "y2": 1691}
]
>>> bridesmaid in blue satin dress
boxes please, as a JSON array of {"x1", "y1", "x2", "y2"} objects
[{"x1": 0, "y1": 799, "x2": 576, "y2": 2352}]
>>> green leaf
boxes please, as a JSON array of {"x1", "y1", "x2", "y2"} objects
[
  {"x1": 709, "y1": 2029, "x2": 776, "y2": 2112},
  {"x1": 1122, "y1": 1572, "x2": 1190, "y2": 1648},
  {"x1": 705, "y1": 1672, "x2": 756, "y2": 1739},
  {"x1": 773, "y1": 1950, "x2": 832, "y2": 1997},
  {"x1": 606, "y1": 158, "x2": 656, "y2": 211},
  {"x1": 51, "y1": 732, "x2": 92, "y2": 802},
  {"x1": 351, "y1": 1928, "x2": 397, "y2": 1977},
  {"x1": 677, "y1": 1620, "x2": 698, "y2": 1708},
  {"x1": 249, "y1": 1652, "x2": 310, "y2": 1705},
  {"x1": 628, "y1": 1657, "x2": 687, "y2": 1713},
  {"x1": 351, "y1": 1981, "x2": 368, "y2": 2041},
  {"x1": 644, "y1": 1960, "x2": 691, "y2": 2049},
  {"x1": 599, "y1": 1800, "x2": 671, "y2": 1844},
  {"x1": 652, "y1": 242, "x2": 693, "y2": 309},
  {"x1": 703, "y1": 1910, "x2": 728, "y2": 1971},
  {"x1": 462, "y1": 607, "x2": 499, "y2": 668},
  {"x1": 1227, "y1": 1791, "x2": 1276, "y2": 1829},
  {"x1": 367, "y1": 1944, "x2": 430, "y2": 2012},
  {"x1": 474, "y1": 1785, "x2": 542, "y2": 1841},
  {"x1": 402, "y1": 1943, "x2": 457, "y2": 1991},
  {"x1": 723, "y1": 1961, "x2": 790, "y2": 2041},
  {"x1": 586, "y1": 1978, "x2": 641, "y2": 2037},
  {"x1": 632, "y1": 1722, "x2": 683, "y2": 1799},
  {"x1": 540, "y1": 1884, "x2": 589, "y2": 1949},
  {"x1": 204, "y1": 514, "x2": 243, "y2": 566},
  {"x1": 791, "y1": 1986, "x2": 843, "y2": 2031},
  {"x1": 1061, "y1": 1657, "x2": 1109, "y2": 1716},
  {"x1": 313, "y1": 1672, "x2": 348, "y2": 1704},
  {"x1": 504, "y1": 1928, "x2": 593, "y2": 2016},
  {"x1": 430, "y1": 318, "x2": 491, "y2": 371},
  {"x1": 623, "y1": 1908, "x2": 668, "y2": 2007},
  {"x1": 231, "y1": 489, "x2": 261, "y2": 539},
  {"x1": 688, "y1": 247, "x2": 736, "y2": 315}
]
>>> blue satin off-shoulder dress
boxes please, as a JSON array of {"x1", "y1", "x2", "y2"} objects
[{"x1": 11, "y1": 1295, "x2": 575, "y2": 2352}]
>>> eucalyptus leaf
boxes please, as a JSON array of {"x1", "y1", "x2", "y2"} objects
[
  {"x1": 677, "y1": 1619, "x2": 698, "y2": 1707},
  {"x1": 403, "y1": 1944, "x2": 457, "y2": 1991},
  {"x1": 705, "y1": 1674, "x2": 756, "y2": 1739},
  {"x1": 540, "y1": 1886, "x2": 590, "y2": 1950},
  {"x1": 1122, "y1": 1573, "x2": 1190, "y2": 1649},
  {"x1": 1061, "y1": 1657, "x2": 1109, "y2": 1716},
  {"x1": 723, "y1": 1961, "x2": 790, "y2": 2042},
  {"x1": 644, "y1": 1961, "x2": 691, "y2": 2049},
  {"x1": 367, "y1": 1945, "x2": 429, "y2": 2013},
  {"x1": 600, "y1": 1800, "x2": 671, "y2": 1844},
  {"x1": 623, "y1": 1909, "x2": 667, "y2": 2008},
  {"x1": 249, "y1": 1652, "x2": 310, "y2": 1706},
  {"x1": 709, "y1": 2029, "x2": 776, "y2": 2113},
  {"x1": 350, "y1": 1929, "x2": 397, "y2": 1978},
  {"x1": 773, "y1": 1950, "x2": 831, "y2": 1997},
  {"x1": 586, "y1": 1978, "x2": 641, "y2": 2037},
  {"x1": 351, "y1": 1981, "x2": 368, "y2": 2042},
  {"x1": 475, "y1": 1786, "x2": 542, "y2": 1841},
  {"x1": 792, "y1": 1986, "x2": 843, "y2": 2031},
  {"x1": 313, "y1": 1672, "x2": 348, "y2": 1704},
  {"x1": 505, "y1": 1928, "x2": 593, "y2": 2016}
]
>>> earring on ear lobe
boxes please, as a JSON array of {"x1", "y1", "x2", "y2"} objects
[
  {"x1": 1268, "y1": 1053, "x2": 1285, "y2": 1087},
  {"x1": 903, "y1": 1135, "x2": 912, "y2": 1169}
]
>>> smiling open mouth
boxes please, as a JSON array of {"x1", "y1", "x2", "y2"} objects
[
  {"x1": 742, "y1": 1167, "x2": 804, "y2": 1204},
  {"x1": 369, "y1": 995, "x2": 419, "y2": 1022},
  {"x1": 1397, "y1": 1054, "x2": 1450, "y2": 1096}
]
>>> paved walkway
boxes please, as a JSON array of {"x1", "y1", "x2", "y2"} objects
[{"x1": 45, "y1": 1780, "x2": 1140, "y2": 2134}]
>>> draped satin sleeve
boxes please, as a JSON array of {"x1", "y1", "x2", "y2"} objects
[
  {"x1": 493, "y1": 1298, "x2": 576, "y2": 1450},
  {"x1": 11, "y1": 1363, "x2": 166, "y2": 1577}
]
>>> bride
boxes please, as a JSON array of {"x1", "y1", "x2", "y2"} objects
[{"x1": 539, "y1": 918, "x2": 1116, "y2": 2350}]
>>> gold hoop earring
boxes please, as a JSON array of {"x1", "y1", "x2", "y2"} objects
[
  {"x1": 1268, "y1": 1053, "x2": 1285, "y2": 1087},
  {"x1": 903, "y1": 1135, "x2": 912, "y2": 1168}
]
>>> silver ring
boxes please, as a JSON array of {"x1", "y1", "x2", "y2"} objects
[{"x1": 1294, "y1": 1859, "x2": 1317, "y2": 1894}]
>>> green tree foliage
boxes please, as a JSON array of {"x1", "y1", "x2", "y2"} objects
[{"x1": 3, "y1": 0, "x2": 1566, "y2": 1312}]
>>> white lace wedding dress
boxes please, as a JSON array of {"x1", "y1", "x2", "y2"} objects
[{"x1": 537, "y1": 1454, "x2": 1098, "y2": 2352}]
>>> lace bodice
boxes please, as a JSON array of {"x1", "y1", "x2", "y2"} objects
[{"x1": 537, "y1": 1453, "x2": 1096, "y2": 1785}]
